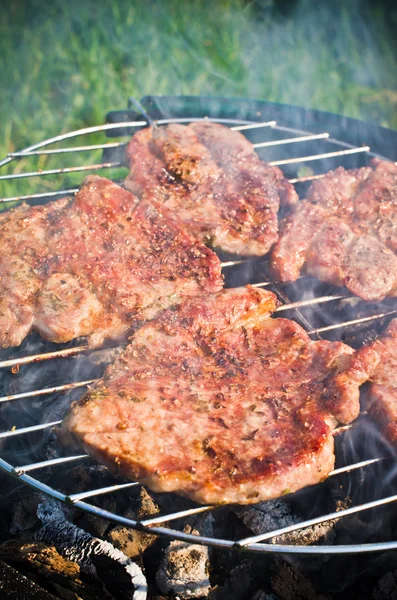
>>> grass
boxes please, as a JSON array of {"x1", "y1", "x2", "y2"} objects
[{"x1": 0, "y1": 0, "x2": 396, "y2": 199}]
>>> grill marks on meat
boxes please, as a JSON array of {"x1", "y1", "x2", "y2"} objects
[
  {"x1": 363, "y1": 319, "x2": 397, "y2": 445},
  {"x1": 270, "y1": 160, "x2": 397, "y2": 301},
  {"x1": 62, "y1": 287, "x2": 376, "y2": 505},
  {"x1": 0, "y1": 176, "x2": 222, "y2": 348},
  {"x1": 125, "y1": 122, "x2": 298, "y2": 256}
]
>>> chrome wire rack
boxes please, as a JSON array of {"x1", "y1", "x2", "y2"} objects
[{"x1": 1, "y1": 96, "x2": 397, "y2": 555}]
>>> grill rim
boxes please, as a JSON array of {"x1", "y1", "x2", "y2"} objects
[
  {"x1": 136, "y1": 94, "x2": 397, "y2": 161},
  {"x1": 1, "y1": 95, "x2": 397, "y2": 554}
]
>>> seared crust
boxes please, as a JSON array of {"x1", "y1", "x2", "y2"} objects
[
  {"x1": 190, "y1": 121, "x2": 298, "y2": 208},
  {"x1": 271, "y1": 201, "x2": 328, "y2": 282},
  {"x1": 0, "y1": 176, "x2": 222, "y2": 348},
  {"x1": 63, "y1": 287, "x2": 374, "y2": 505},
  {"x1": 364, "y1": 319, "x2": 397, "y2": 445},
  {"x1": 270, "y1": 160, "x2": 397, "y2": 301},
  {"x1": 0, "y1": 199, "x2": 70, "y2": 347},
  {"x1": 125, "y1": 122, "x2": 297, "y2": 256}
]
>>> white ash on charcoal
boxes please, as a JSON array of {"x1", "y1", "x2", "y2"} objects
[
  {"x1": 234, "y1": 499, "x2": 295, "y2": 540},
  {"x1": 8, "y1": 462, "x2": 129, "y2": 541},
  {"x1": 0, "y1": 540, "x2": 115, "y2": 600},
  {"x1": 235, "y1": 479, "x2": 351, "y2": 550},
  {"x1": 31, "y1": 463, "x2": 125, "y2": 540},
  {"x1": 107, "y1": 487, "x2": 160, "y2": 559},
  {"x1": 69, "y1": 469, "x2": 118, "y2": 539},
  {"x1": 156, "y1": 525, "x2": 210, "y2": 599},
  {"x1": 34, "y1": 497, "x2": 147, "y2": 600},
  {"x1": 231, "y1": 482, "x2": 353, "y2": 586}
]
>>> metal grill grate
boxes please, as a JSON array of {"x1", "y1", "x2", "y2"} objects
[{"x1": 1, "y1": 98, "x2": 397, "y2": 555}]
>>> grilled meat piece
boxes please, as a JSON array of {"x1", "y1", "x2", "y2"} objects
[
  {"x1": 270, "y1": 160, "x2": 397, "y2": 301},
  {"x1": 62, "y1": 286, "x2": 377, "y2": 505},
  {"x1": 190, "y1": 121, "x2": 298, "y2": 208},
  {"x1": 363, "y1": 319, "x2": 397, "y2": 445},
  {"x1": 0, "y1": 199, "x2": 70, "y2": 347},
  {"x1": 0, "y1": 176, "x2": 222, "y2": 348},
  {"x1": 271, "y1": 200, "x2": 329, "y2": 282},
  {"x1": 125, "y1": 122, "x2": 298, "y2": 256}
]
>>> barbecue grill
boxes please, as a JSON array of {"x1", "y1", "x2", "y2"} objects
[{"x1": 1, "y1": 95, "x2": 397, "y2": 557}]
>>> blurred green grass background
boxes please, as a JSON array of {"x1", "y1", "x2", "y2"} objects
[{"x1": 0, "y1": 0, "x2": 396, "y2": 199}]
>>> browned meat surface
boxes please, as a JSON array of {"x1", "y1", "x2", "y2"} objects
[
  {"x1": 125, "y1": 122, "x2": 298, "y2": 256},
  {"x1": 190, "y1": 121, "x2": 298, "y2": 208},
  {"x1": 62, "y1": 286, "x2": 376, "y2": 505},
  {"x1": 271, "y1": 201, "x2": 329, "y2": 282},
  {"x1": 35, "y1": 273, "x2": 104, "y2": 344},
  {"x1": 363, "y1": 319, "x2": 397, "y2": 445},
  {"x1": 307, "y1": 166, "x2": 371, "y2": 219},
  {"x1": 0, "y1": 176, "x2": 222, "y2": 349},
  {"x1": 0, "y1": 199, "x2": 69, "y2": 347},
  {"x1": 270, "y1": 160, "x2": 397, "y2": 301}
]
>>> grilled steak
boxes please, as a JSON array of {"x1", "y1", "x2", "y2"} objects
[
  {"x1": 0, "y1": 199, "x2": 70, "y2": 348},
  {"x1": 363, "y1": 319, "x2": 397, "y2": 445},
  {"x1": 125, "y1": 122, "x2": 298, "y2": 256},
  {"x1": 0, "y1": 176, "x2": 222, "y2": 348},
  {"x1": 270, "y1": 160, "x2": 397, "y2": 301},
  {"x1": 62, "y1": 286, "x2": 377, "y2": 505}
]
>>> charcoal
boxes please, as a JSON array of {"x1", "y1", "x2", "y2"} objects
[
  {"x1": 138, "y1": 487, "x2": 160, "y2": 519},
  {"x1": 0, "y1": 541, "x2": 113, "y2": 600},
  {"x1": 61, "y1": 464, "x2": 114, "y2": 495},
  {"x1": 34, "y1": 497, "x2": 147, "y2": 600},
  {"x1": 250, "y1": 592, "x2": 279, "y2": 600},
  {"x1": 107, "y1": 488, "x2": 160, "y2": 558},
  {"x1": 373, "y1": 570, "x2": 397, "y2": 600},
  {"x1": 224, "y1": 560, "x2": 254, "y2": 599},
  {"x1": 209, "y1": 558, "x2": 258, "y2": 600},
  {"x1": 234, "y1": 499, "x2": 295, "y2": 539},
  {"x1": 156, "y1": 527, "x2": 210, "y2": 599},
  {"x1": 0, "y1": 558, "x2": 59, "y2": 599},
  {"x1": 235, "y1": 486, "x2": 351, "y2": 548},
  {"x1": 10, "y1": 492, "x2": 41, "y2": 536},
  {"x1": 187, "y1": 512, "x2": 214, "y2": 539},
  {"x1": 270, "y1": 560, "x2": 332, "y2": 600},
  {"x1": 77, "y1": 511, "x2": 113, "y2": 540},
  {"x1": 41, "y1": 463, "x2": 120, "y2": 540},
  {"x1": 107, "y1": 523, "x2": 149, "y2": 562},
  {"x1": 76, "y1": 498, "x2": 116, "y2": 539}
]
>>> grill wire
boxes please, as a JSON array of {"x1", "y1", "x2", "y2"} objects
[{"x1": 1, "y1": 107, "x2": 397, "y2": 556}]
